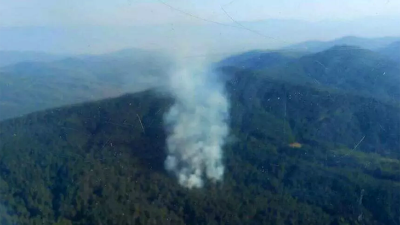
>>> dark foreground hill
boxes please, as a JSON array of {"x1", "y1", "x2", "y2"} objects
[{"x1": 0, "y1": 64, "x2": 400, "y2": 224}]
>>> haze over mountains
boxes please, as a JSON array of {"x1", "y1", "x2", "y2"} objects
[
  {"x1": 0, "y1": 51, "x2": 68, "y2": 68},
  {"x1": 1, "y1": 35, "x2": 400, "y2": 122},
  {"x1": 0, "y1": 34, "x2": 400, "y2": 224},
  {"x1": 2, "y1": 16, "x2": 400, "y2": 54},
  {"x1": 0, "y1": 48, "x2": 172, "y2": 120},
  {"x1": 284, "y1": 36, "x2": 400, "y2": 52}
]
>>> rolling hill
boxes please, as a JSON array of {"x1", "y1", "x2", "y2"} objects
[
  {"x1": 220, "y1": 45, "x2": 400, "y2": 102},
  {"x1": 0, "y1": 60, "x2": 400, "y2": 224},
  {"x1": 0, "y1": 48, "x2": 172, "y2": 121}
]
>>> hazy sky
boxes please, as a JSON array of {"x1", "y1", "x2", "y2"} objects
[
  {"x1": 1, "y1": 0, "x2": 400, "y2": 27},
  {"x1": 1, "y1": 0, "x2": 399, "y2": 54}
]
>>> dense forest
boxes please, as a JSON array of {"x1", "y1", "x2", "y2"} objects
[{"x1": 0, "y1": 44, "x2": 400, "y2": 224}]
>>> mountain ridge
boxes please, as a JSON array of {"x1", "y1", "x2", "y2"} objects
[
  {"x1": 0, "y1": 51, "x2": 68, "y2": 67},
  {"x1": 284, "y1": 36, "x2": 400, "y2": 52},
  {"x1": 0, "y1": 48, "x2": 172, "y2": 121},
  {"x1": 221, "y1": 45, "x2": 400, "y2": 103}
]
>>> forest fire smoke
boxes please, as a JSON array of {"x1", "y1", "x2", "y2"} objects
[{"x1": 163, "y1": 61, "x2": 229, "y2": 188}]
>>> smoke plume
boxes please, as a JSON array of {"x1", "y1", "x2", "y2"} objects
[{"x1": 163, "y1": 60, "x2": 229, "y2": 189}]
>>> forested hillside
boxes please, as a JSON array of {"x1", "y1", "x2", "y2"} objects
[
  {"x1": 0, "y1": 49, "x2": 171, "y2": 121},
  {"x1": 0, "y1": 60, "x2": 400, "y2": 224},
  {"x1": 1, "y1": 44, "x2": 398, "y2": 122},
  {"x1": 216, "y1": 50, "x2": 305, "y2": 69},
  {"x1": 220, "y1": 45, "x2": 400, "y2": 102},
  {"x1": 1, "y1": 0, "x2": 400, "y2": 222}
]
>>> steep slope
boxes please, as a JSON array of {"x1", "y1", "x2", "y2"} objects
[
  {"x1": 0, "y1": 48, "x2": 171, "y2": 121},
  {"x1": 0, "y1": 67, "x2": 400, "y2": 224},
  {"x1": 378, "y1": 41, "x2": 400, "y2": 63},
  {"x1": 285, "y1": 36, "x2": 400, "y2": 52}
]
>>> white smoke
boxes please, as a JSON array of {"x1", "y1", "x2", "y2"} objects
[{"x1": 163, "y1": 60, "x2": 229, "y2": 189}]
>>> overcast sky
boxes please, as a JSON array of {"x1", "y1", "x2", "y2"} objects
[{"x1": 1, "y1": 0, "x2": 400, "y2": 27}]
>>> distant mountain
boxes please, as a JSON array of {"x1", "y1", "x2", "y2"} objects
[
  {"x1": 285, "y1": 36, "x2": 400, "y2": 52},
  {"x1": 378, "y1": 41, "x2": 400, "y2": 63},
  {"x1": 0, "y1": 65, "x2": 400, "y2": 224},
  {"x1": 216, "y1": 50, "x2": 306, "y2": 70},
  {"x1": 2, "y1": 16, "x2": 400, "y2": 54},
  {"x1": 220, "y1": 45, "x2": 400, "y2": 102},
  {"x1": 279, "y1": 45, "x2": 400, "y2": 101},
  {"x1": 0, "y1": 48, "x2": 172, "y2": 121},
  {"x1": 0, "y1": 51, "x2": 67, "y2": 67}
]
